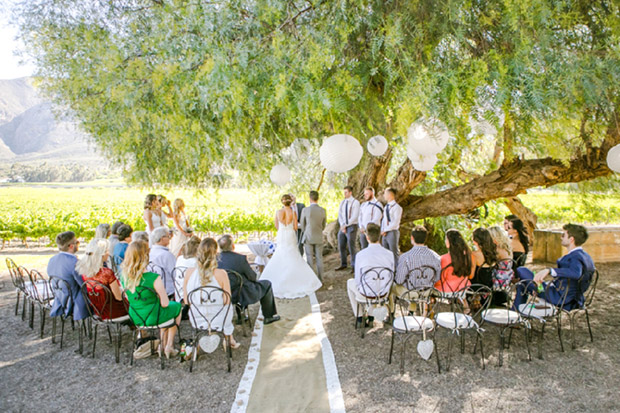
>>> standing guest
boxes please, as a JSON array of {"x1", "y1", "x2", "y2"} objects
[
  {"x1": 514, "y1": 224, "x2": 595, "y2": 310},
  {"x1": 346, "y1": 223, "x2": 394, "y2": 327},
  {"x1": 132, "y1": 231, "x2": 150, "y2": 243},
  {"x1": 507, "y1": 218, "x2": 530, "y2": 265},
  {"x1": 389, "y1": 226, "x2": 441, "y2": 313},
  {"x1": 472, "y1": 228, "x2": 499, "y2": 289},
  {"x1": 358, "y1": 187, "x2": 383, "y2": 250},
  {"x1": 47, "y1": 231, "x2": 89, "y2": 321},
  {"x1": 434, "y1": 229, "x2": 475, "y2": 293},
  {"x1": 95, "y1": 223, "x2": 111, "y2": 239},
  {"x1": 381, "y1": 187, "x2": 403, "y2": 267},
  {"x1": 217, "y1": 235, "x2": 280, "y2": 325},
  {"x1": 113, "y1": 224, "x2": 133, "y2": 266},
  {"x1": 300, "y1": 191, "x2": 327, "y2": 281},
  {"x1": 175, "y1": 236, "x2": 201, "y2": 301},
  {"x1": 149, "y1": 227, "x2": 177, "y2": 299},
  {"x1": 77, "y1": 239, "x2": 127, "y2": 319},
  {"x1": 157, "y1": 195, "x2": 173, "y2": 226},
  {"x1": 123, "y1": 241, "x2": 181, "y2": 358},
  {"x1": 143, "y1": 194, "x2": 164, "y2": 234},
  {"x1": 109, "y1": 221, "x2": 125, "y2": 253},
  {"x1": 169, "y1": 198, "x2": 192, "y2": 257},
  {"x1": 503, "y1": 214, "x2": 517, "y2": 232},
  {"x1": 185, "y1": 238, "x2": 240, "y2": 348},
  {"x1": 335, "y1": 185, "x2": 360, "y2": 272},
  {"x1": 290, "y1": 194, "x2": 306, "y2": 255}
]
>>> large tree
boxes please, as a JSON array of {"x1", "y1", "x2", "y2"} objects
[{"x1": 14, "y1": 0, "x2": 620, "y2": 228}]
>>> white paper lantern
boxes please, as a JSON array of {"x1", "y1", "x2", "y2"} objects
[
  {"x1": 270, "y1": 164, "x2": 291, "y2": 186},
  {"x1": 407, "y1": 148, "x2": 438, "y2": 171},
  {"x1": 319, "y1": 134, "x2": 363, "y2": 173},
  {"x1": 407, "y1": 118, "x2": 451, "y2": 156},
  {"x1": 367, "y1": 135, "x2": 389, "y2": 156},
  {"x1": 607, "y1": 144, "x2": 620, "y2": 172}
]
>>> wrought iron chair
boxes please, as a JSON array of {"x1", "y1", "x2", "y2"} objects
[
  {"x1": 226, "y1": 270, "x2": 253, "y2": 337},
  {"x1": 172, "y1": 266, "x2": 190, "y2": 340},
  {"x1": 561, "y1": 269, "x2": 599, "y2": 350},
  {"x1": 388, "y1": 287, "x2": 440, "y2": 374},
  {"x1": 434, "y1": 284, "x2": 492, "y2": 371},
  {"x1": 48, "y1": 276, "x2": 85, "y2": 352},
  {"x1": 186, "y1": 285, "x2": 234, "y2": 372},
  {"x1": 6, "y1": 258, "x2": 25, "y2": 317},
  {"x1": 127, "y1": 285, "x2": 177, "y2": 370},
  {"x1": 26, "y1": 269, "x2": 54, "y2": 338},
  {"x1": 147, "y1": 262, "x2": 173, "y2": 298},
  {"x1": 355, "y1": 266, "x2": 394, "y2": 338},
  {"x1": 516, "y1": 279, "x2": 569, "y2": 358},
  {"x1": 81, "y1": 280, "x2": 131, "y2": 363},
  {"x1": 479, "y1": 283, "x2": 532, "y2": 366}
]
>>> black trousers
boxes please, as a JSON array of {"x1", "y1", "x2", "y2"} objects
[{"x1": 237, "y1": 280, "x2": 277, "y2": 319}]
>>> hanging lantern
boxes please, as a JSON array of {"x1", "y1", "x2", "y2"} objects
[
  {"x1": 270, "y1": 164, "x2": 291, "y2": 186},
  {"x1": 407, "y1": 148, "x2": 438, "y2": 171},
  {"x1": 319, "y1": 134, "x2": 363, "y2": 173},
  {"x1": 407, "y1": 118, "x2": 450, "y2": 156},
  {"x1": 367, "y1": 135, "x2": 389, "y2": 156},
  {"x1": 607, "y1": 144, "x2": 620, "y2": 172}
]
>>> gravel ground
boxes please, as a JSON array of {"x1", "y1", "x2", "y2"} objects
[{"x1": 1, "y1": 254, "x2": 619, "y2": 412}]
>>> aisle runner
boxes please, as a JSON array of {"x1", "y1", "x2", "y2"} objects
[{"x1": 231, "y1": 293, "x2": 345, "y2": 413}]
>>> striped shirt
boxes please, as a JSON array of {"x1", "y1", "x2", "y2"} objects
[{"x1": 395, "y1": 245, "x2": 442, "y2": 290}]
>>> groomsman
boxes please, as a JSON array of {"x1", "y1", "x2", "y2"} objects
[
  {"x1": 300, "y1": 191, "x2": 327, "y2": 281},
  {"x1": 381, "y1": 188, "x2": 403, "y2": 267},
  {"x1": 358, "y1": 186, "x2": 383, "y2": 250},
  {"x1": 336, "y1": 185, "x2": 360, "y2": 272},
  {"x1": 290, "y1": 194, "x2": 305, "y2": 255}
]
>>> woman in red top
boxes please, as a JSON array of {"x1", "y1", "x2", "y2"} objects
[
  {"x1": 76, "y1": 239, "x2": 128, "y2": 319},
  {"x1": 434, "y1": 229, "x2": 475, "y2": 293}
]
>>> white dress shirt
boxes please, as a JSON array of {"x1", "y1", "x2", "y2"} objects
[
  {"x1": 338, "y1": 197, "x2": 361, "y2": 228},
  {"x1": 359, "y1": 198, "x2": 383, "y2": 231},
  {"x1": 354, "y1": 243, "x2": 395, "y2": 296},
  {"x1": 381, "y1": 201, "x2": 402, "y2": 232},
  {"x1": 149, "y1": 245, "x2": 177, "y2": 296}
]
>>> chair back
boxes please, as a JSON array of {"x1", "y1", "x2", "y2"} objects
[
  {"x1": 186, "y1": 285, "x2": 232, "y2": 332},
  {"x1": 26, "y1": 269, "x2": 54, "y2": 305},
  {"x1": 81, "y1": 279, "x2": 127, "y2": 321},
  {"x1": 172, "y1": 266, "x2": 189, "y2": 301},
  {"x1": 147, "y1": 262, "x2": 171, "y2": 293},
  {"x1": 448, "y1": 284, "x2": 492, "y2": 324},
  {"x1": 124, "y1": 285, "x2": 164, "y2": 327},
  {"x1": 514, "y1": 253, "x2": 527, "y2": 268},
  {"x1": 404, "y1": 265, "x2": 438, "y2": 290},
  {"x1": 225, "y1": 270, "x2": 244, "y2": 305},
  {"x1": 6, "y1": 258, "x2": 22, "y2": 289},
  {"x1": 49, "y1": 276, "x2": 74, "y2": 318},
  {"x1": 582, "y1": 269, "x2": 599, "y2": 308},
  {"x1": 394, "y1": 287, "x2": 436, "y2": 332},
  {"x1": 359, "y1": 266, "x2": 394, "y2": 300}
]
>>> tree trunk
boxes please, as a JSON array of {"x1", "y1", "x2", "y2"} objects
[{"x1": 504, "y1": 196, "x2": 537, "y2": 242}]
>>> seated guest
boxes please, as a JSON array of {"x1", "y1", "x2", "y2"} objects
[
  {"x1": 113, "y1": 224, "x2": 133, "y2": 266},
  {"x1": 174, "y1": 235, "x2": 201, "y2": 302},
  {"x1": 487, "y1": 226, "x2": 514, "y2": 290},
  {"x1": 503, "y1": 214, "x2": 517, "y2": 232},
  {"x1": 472, "y1": 228, "x2": 498, "y2": 289},
  {"x1": 149, "y1": 227, "x2": 176, "y2": 299},
  {"x1": 216, "y1": 235, "x2": 280, "y2": 325},
  {"x1": 346, "y1": 223, "x2": 394, "y2": 327},
  {"x1": 123, "y1": 241, "x2": 181, "y2": 358},
  {"x1": 434, "y1": 229, "x2": 475, "y2": 293},
  {"x1": 95, "y1": 223, "x2": 111, "y2": 239},
  {"x1": 507, "y1": 218, "x2": 529, "y2": 265},
  {"x1": 48, "y1": 231, "x2": 89, "y2": 321},
  {"x1": 108, "y1": 221, "x2": 124, "y2": 253},
  {"x1": 132, "y1": 231, "x2": 149, "y2": 243},
  {"x1": 77, "y1": 239, "x2": 127, "y2": 319},
  {"x1": 389, "y1": 225, "x2": 441, "y2": 313},
  {"x1": 184, "y1": 238, "x2": 239, "y2": 349},
  {"x1": 514, "y1": 224, "x2": 595, "y2": 311}
]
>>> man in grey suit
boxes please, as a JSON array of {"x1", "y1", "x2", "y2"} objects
[{"x1": 300, "y1": 190, "x2": 327, "y2": 281}]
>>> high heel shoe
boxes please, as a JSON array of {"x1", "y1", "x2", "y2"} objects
[
  {"x1": 164, "y1": 347, "x2": 179, "y2": 359},
  {"x1": 223, "y1": 339, "x2": 241, "y2": 351}
]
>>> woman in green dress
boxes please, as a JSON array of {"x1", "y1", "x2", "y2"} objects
[{"x1": 122, "y1": 240, "x2": 182, "y2": 358}]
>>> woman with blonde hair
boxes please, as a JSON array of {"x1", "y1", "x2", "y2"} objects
[
  {"x1": 169, "y1": 198, "x2": 192, "y2": 256},
  {"x1": 122, "y1": 241, "x2": 182, "y2": 357},
  {"x1": 183, "y1": 238, "x2": 239, "y2": 349},
  {"x1": 77, "y1": 239, "x2": 127, "y2": 319},
  {"x1": 143, "y1": 194, "x2": 165, "y2": 234},
  {"x1": 487, "y1": 226, "x2": 515, "y2": 294}
]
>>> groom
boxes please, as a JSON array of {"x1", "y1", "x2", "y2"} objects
[{"x1": 300, "y1": 190, "x2": 327, "y2": 281}]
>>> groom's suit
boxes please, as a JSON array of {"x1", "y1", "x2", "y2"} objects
[
  {"x1": 294, "y1": 202, "x2": 305, "y2": 254},
  {"x1": 300, "y1": 203, "x2": 327, "y2": 281}
]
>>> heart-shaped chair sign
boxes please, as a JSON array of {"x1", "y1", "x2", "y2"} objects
[
  {"x1": 417, "y1": 339, "x2": 434, "y2": 360},
  {"x1": 199, "y1": 335, "x2": 220, "y2": 354},
  {"x1": 372, "y1": 306, "x2": 389, "y2": 321}
]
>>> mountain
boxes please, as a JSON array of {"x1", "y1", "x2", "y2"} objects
[{"x1": 0, "y1": 77, "x2": 104, "y2": 166}]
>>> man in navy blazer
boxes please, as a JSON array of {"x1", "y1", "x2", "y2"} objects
[
  {"x1": 216, "y1": 235, "x2": 280, "y2": 325},
  {"x1": 515, "y1": 223, "x2": 595, "y2": 310},
  {"x1": 47, "y1": 231, "x2": 89, "y2": 320}
]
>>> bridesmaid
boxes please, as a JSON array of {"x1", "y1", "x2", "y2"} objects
[
  {"x1": 143, "y1": 194, "x2": 163, "y2": 234},
  {"x1": 507, "y1": 218, "x2": 530, "y2": 265},
  {"x1": 169, "y1": 198, "x2": 192, "y2": 257},
  {"x1": 157, "y1": 195, "x2": 173, "y2": 227}
]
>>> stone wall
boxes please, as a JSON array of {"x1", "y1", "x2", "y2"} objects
[{"x1": 533, "y1": 226, "x2": 620, "y2": 263}]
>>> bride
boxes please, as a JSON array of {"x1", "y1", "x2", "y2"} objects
[{"x1": 260, "y1": 194, "x2": 322, "y2": 299}]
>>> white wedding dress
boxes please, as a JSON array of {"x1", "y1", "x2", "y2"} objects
[{"x1": 260, "y1": 220, "x2": 322, "y2": 299}]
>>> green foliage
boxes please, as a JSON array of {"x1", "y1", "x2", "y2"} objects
[
  {"x1": 7, "y1": 162, "x2": 96, "y2": 183},
  {"x1": 12, "y1": 0, "x2": 620, "y2": 191}
]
